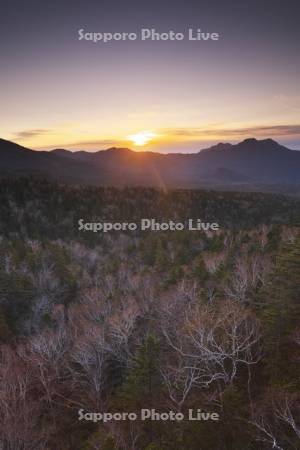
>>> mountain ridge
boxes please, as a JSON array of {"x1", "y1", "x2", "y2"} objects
[{"x1": 1, "y1": 137, "x2": 299, "y2": 189}]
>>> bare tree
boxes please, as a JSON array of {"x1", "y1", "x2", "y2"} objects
[
  {"x1": 251, "y1": 416, "x2": 284, "y2": 450},
  {"x1": 21, "y1": 327, "x2": 69, "y2": 405},
  {"x1": 275, "y1": 394, "x2": 300, "y2": 442},
  {"x1": 69, "y1": 324, "x2": 109, "y2": 409},
  {"x1": 161, "y1": 356, "x2": 200, "y2": 410},
  {"x1": 0, "y1": 346, "x2": 49, "y2": 450},
  {"x1": 225, "y1": 252, "x2": 272, "y2": 302},
  {"x1": 251, "y1": 392, "x2": 300, "y2": 450},
  {"x1": 161, "y1": 301, "x2": 262, "y2": 408},
  {"x1": 108, "y1": 299, "x2": 140, "y2": 367}
]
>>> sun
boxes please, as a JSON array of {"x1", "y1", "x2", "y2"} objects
[{"x1": 127, "y1": 130, "x2": 156, "y2": 146}]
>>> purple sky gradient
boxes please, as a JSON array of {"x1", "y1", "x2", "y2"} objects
[{"x1": 1, "y1": 0, "x2": 299, "y2": 152}]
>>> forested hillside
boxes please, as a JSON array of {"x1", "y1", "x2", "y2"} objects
[{"x1": 0, "y1": 177, "x2": 299, "y2": 450}]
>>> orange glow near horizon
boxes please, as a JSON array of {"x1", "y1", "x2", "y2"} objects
[
  {"x1": 3, "y1": 121, "x2": 300, "y2": 153},
  {"x1": 127, "y1": 131, "x2": 157, "y2": 146}
]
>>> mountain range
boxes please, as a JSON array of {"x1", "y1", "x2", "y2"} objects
[{"x1": 0, "y1": 137, "x2": 299, "y2": 189}]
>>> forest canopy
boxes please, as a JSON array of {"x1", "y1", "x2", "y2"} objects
[{"x1": 0, "y1": 177, "x2": 299, "y2": 450}]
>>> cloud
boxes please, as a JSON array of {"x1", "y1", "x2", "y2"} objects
[
  {"x1": 68, "y1": 139, "x2": 119, "y2": 148},
  {"x1": 37, "y1": 138, "x2": 121, "y2": 151},
  {"x1": 14, "y1": 129, "x2": 53, "y2": 139},
  {"x1": 161, "y1": 124, "x2": 300, "y2": 139},
  {"x1": 15, "y1": 124, "x2": 300, "y2": 152}
]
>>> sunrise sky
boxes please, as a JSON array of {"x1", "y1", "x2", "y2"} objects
[{"x1": 1, "y1": 0, "x2": 300, "y2": 152}]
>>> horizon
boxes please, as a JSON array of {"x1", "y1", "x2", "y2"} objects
[
  {"x1": 2, "y1": 135, "x2": 300, "y2": 154},
  {"x1": 4, "y1": 124, "x2": 300, "y2": 155}
]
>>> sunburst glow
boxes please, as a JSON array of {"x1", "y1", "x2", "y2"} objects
[{"x1": 127, "y1": 131, "x2": 156, "y2": 146}]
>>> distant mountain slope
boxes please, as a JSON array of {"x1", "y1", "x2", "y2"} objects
[
  {"x1": 1, "y1": 137, "x2": 300, "y2": 188},
  {"x1": 0, "y1": 138, "x2": 103, "y2": 184},
  {"x1": 197, "y1": 138, "x2": 300, "y2": 183}
]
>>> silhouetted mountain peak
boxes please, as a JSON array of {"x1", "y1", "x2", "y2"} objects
[
  {"x1": 214, "y1": 142, "x2": 233, "y2": 149},
  {"x1": 199, "y1": 142, "x2": 233, "y2": 154},
  {"x1": 51, "y1": 149, "x2": 73, "y2": 157},
  {"x1": 0, "y1": 138, "x2": 33, "y2": 154},
  {"x1": 240, "y1": 137, "x2": 283, "y2": 148},
  {"x1": 236, "y1": 138, "x2": 289, "y2": 156},
  {"x1": 261, "y1": 138, "x2": 277, "y2": 145},
  {"x1": 201, "y1": 138, "x2": 286, "y2": 155},
  {"x1": 240, "y1": 138, "x2": 258, "y2": 145},
  {"x1": 0, "y1": 137, "x2": 299, "y2": 188}
]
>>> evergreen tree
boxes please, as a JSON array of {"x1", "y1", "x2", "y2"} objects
[{"x1": 120, "y1": 334, "x2": 161, "y2": 407}]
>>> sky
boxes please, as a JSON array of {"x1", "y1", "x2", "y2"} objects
[{"x1": 0, "y1": 0, "x2": 300, "y2": 152}]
